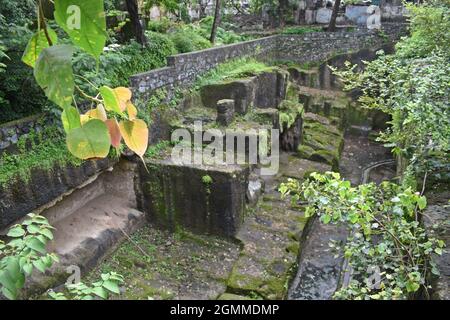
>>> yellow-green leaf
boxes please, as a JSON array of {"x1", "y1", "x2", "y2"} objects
[
  {"x1": 34, "y1": 45, "x2": 74, "y2": 108},
  {"x1": 22, "y1": 28, "x2": 58, "y2": 68},
  {"x1": 82, "y1": 104, "x2": 107, "y2": 123},
  {"x1": 118, "y1": 119, "x2": 148, "y2": 157},
  {"x1": 114, "y1": 87, "x2": 132, "y2": 101},
  {"x1": 66, "y1": 119, "x2": 111, "y2": 159},
  {"x1": 126, "y1": 102, "x2": 138, "y2": 120},
  {"x1": 99, "y1": 86, "x2": 122, "y2": 115},
  {"x1": 417, "y1": 196, "x2": 427, "y2": 210},
  {"x1": 61, "y1": 106, "x2": 81, "y2": 133}
]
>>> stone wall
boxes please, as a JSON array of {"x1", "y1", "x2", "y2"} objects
[
  {"x1": 131, "y1": 23, "x2": 406, "y2": 98},
  {"x1": 276, "y1": 23, "x2": 405, "y2": 63},
  {"x1": 0, "y1": 114, "x2": 54, "y2": 154},
  {"x1": 130, "y1": 35, "x2": 279, "y2": 97}
]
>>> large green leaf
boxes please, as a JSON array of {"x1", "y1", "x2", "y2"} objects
[
  {"x1": 0, "y1": 270, "x2": 16, "y2": 299},
  {"x1": 22, "y1": 28, "x2": 58, "y2": 68},
  {"x1": 34, "y1": 45, "x2": 74, "y2": 108},
  {"x1": 102, "y1": 280, "x2": 120, "y2": 294},
  {"x1": 66, "y1": 119, "x2": 111, "y2": 159},
  {"x1": 54, "y1": 0, "x2": 107, "y2": 59},
  {"x1": 26, "y1": 238, "x2": 46, "y2": 254},
  {"x1": 6, "y1": 226, "x2": 25, "y2": 238}
]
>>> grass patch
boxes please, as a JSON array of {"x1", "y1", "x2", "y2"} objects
[
  {"x1": 0, "y1": 126, "x2": 82, "y2": 187},
  {"x1": 193, "y1": 57, "x2": 273, "y2": 90},
  {"x1": 145, "y1": 140, "x2": 172, "y2": 159}
]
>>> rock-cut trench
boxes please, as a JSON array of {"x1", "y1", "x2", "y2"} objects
[{"x1": 2, "y1": 49, "x2": 401, "y2": 300}]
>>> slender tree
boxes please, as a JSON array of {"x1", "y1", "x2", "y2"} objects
[
  {"x1": 126, "y1": 0, "x2": 147, "y2": 45},
  {"x1": 199, "y1": 0, "x2": 209, "y2": 18},
  {"x1": 210, "y1": 0, "x2": 221, "y2": 43},
  {"x1": 327, "y1": 0, "x2": 341, "y2": 32},
  {"x1": 278, "y1": 0, "x2": 289, "y2": 28}
]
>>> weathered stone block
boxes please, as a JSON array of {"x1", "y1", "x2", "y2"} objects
[
  {"x1": 345, "y1": 5, "x2": 371, "y2": 25},
  {"x1": 305, "y1": 9, "x2": 317, "y2": 24},
  {"x1": 254, "y1": 72, "x2": 278, "y2": 109},
  {"x1": 137, "y1": 158, "x2": 249, "y2": 237},
  {"x1": 200, "y1": 78, "x2": 256, "y2": 115},
  {"x1": 299, "y1": 93, "x2": 312, "y2": 112},
  {"x1": 246, "y1": 174, "x2": 264, "y2": 206},
  {"x1": 423, "y1": 201, "x2": 450, "y2": 300},
  {"x1": 254, "y1": 70, "x2": 289, "y2": 109}
]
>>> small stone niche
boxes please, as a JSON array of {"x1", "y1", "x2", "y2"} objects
[{"x1": 216, "y1": 99, "x2": 235, "y2": 126}]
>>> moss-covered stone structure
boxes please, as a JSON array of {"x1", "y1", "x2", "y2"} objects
[{"x1": 7, "y1": 23, "x2": 447, "y2": 302}]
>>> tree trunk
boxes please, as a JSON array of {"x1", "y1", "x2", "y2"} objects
[
  {"x1": 278, "y1": 0, "x2": 288, "y2": 28},
  {"x1": 199, "y1": 0, "x2": 208, "y2": 19},
  {"x1": 210, "y1": 0, "x2": 221, "y2": 43},
  {"x1": 327, "y1": 0, "x2": 341, "y2": 32},
  {"x1": 125, "y1": 0, "x2": 147, "y2": 46}
]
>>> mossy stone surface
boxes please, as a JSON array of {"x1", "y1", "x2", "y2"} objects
[{"x1": 217, "y1": 293, "x2": 253, "y2": 300}]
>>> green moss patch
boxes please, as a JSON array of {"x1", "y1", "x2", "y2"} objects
[
  {"x1": 0, "y1": 127, "x2": 82, "y2": 187},
  {"x1": 85, "y1": 225, "x2": 240, "y2": 300}
]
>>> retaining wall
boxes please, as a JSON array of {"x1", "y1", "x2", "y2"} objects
[{"x1": 130, "y1": 23, "x2": 406, "y2": 98}]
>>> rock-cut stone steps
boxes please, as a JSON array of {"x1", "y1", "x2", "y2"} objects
[{"x1": 218, "y1": 153, "x2": 332, "y2": 300}]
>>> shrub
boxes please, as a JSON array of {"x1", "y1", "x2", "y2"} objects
[
  {"x1": 147, "y1": 17, "x2": 173, "y2": 33},
  {"x1": 331, "y1": 3, "x2": 450, "y2": 187},
  {"x1": 280, "y1": 172, "x2": 444, "y2": 300},
  {"x1": 0, "y1": 26, "x2": 49, "y2": 124},
  {"x1": 169, "y1": 27, "x2": 212, "y2": 53},
  {"x1": 0, "y1": 0, "x2": 50, "y2": 124},
  {"x1": 0, "y1": 213, "x2": 59, "y2": 299},
  {"x1": 73, "y1": 32, "x2": 176, "y2": 96},
  {"x1": 113, "y1": 32, "x2": 177, "y2": 83}
]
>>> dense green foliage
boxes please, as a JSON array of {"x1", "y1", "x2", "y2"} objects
[
  {"x1": 169, "y1": 26, "x2": 212, "y2": 53},
  {"x1": 149, "y1": 16, "x2": 249, "y2": 53},
  {"x1": 48, "y1": 272, "x2": 124, "y2": 300},
  {"x1": 0, "y1": 212, "x2": 123, "y2": 300},
  {"x1": 332, "y1": 2, "x2": 450, "y2": 187},
  {"x1": 0, "y1": 214, "x2": 59, "y2": 299},
  {"x1": 193, "y1": 57, "x2": 272, "y2": 88},
  {"x1": 0, "y1": 0, "x2": 50, "y2": 123},
  {"x1": 280, "y1": 172, "x2": 444, "y2": 300},
  {"x1": 74, "y1": 32, "x2": 176, "y2": 95}
]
